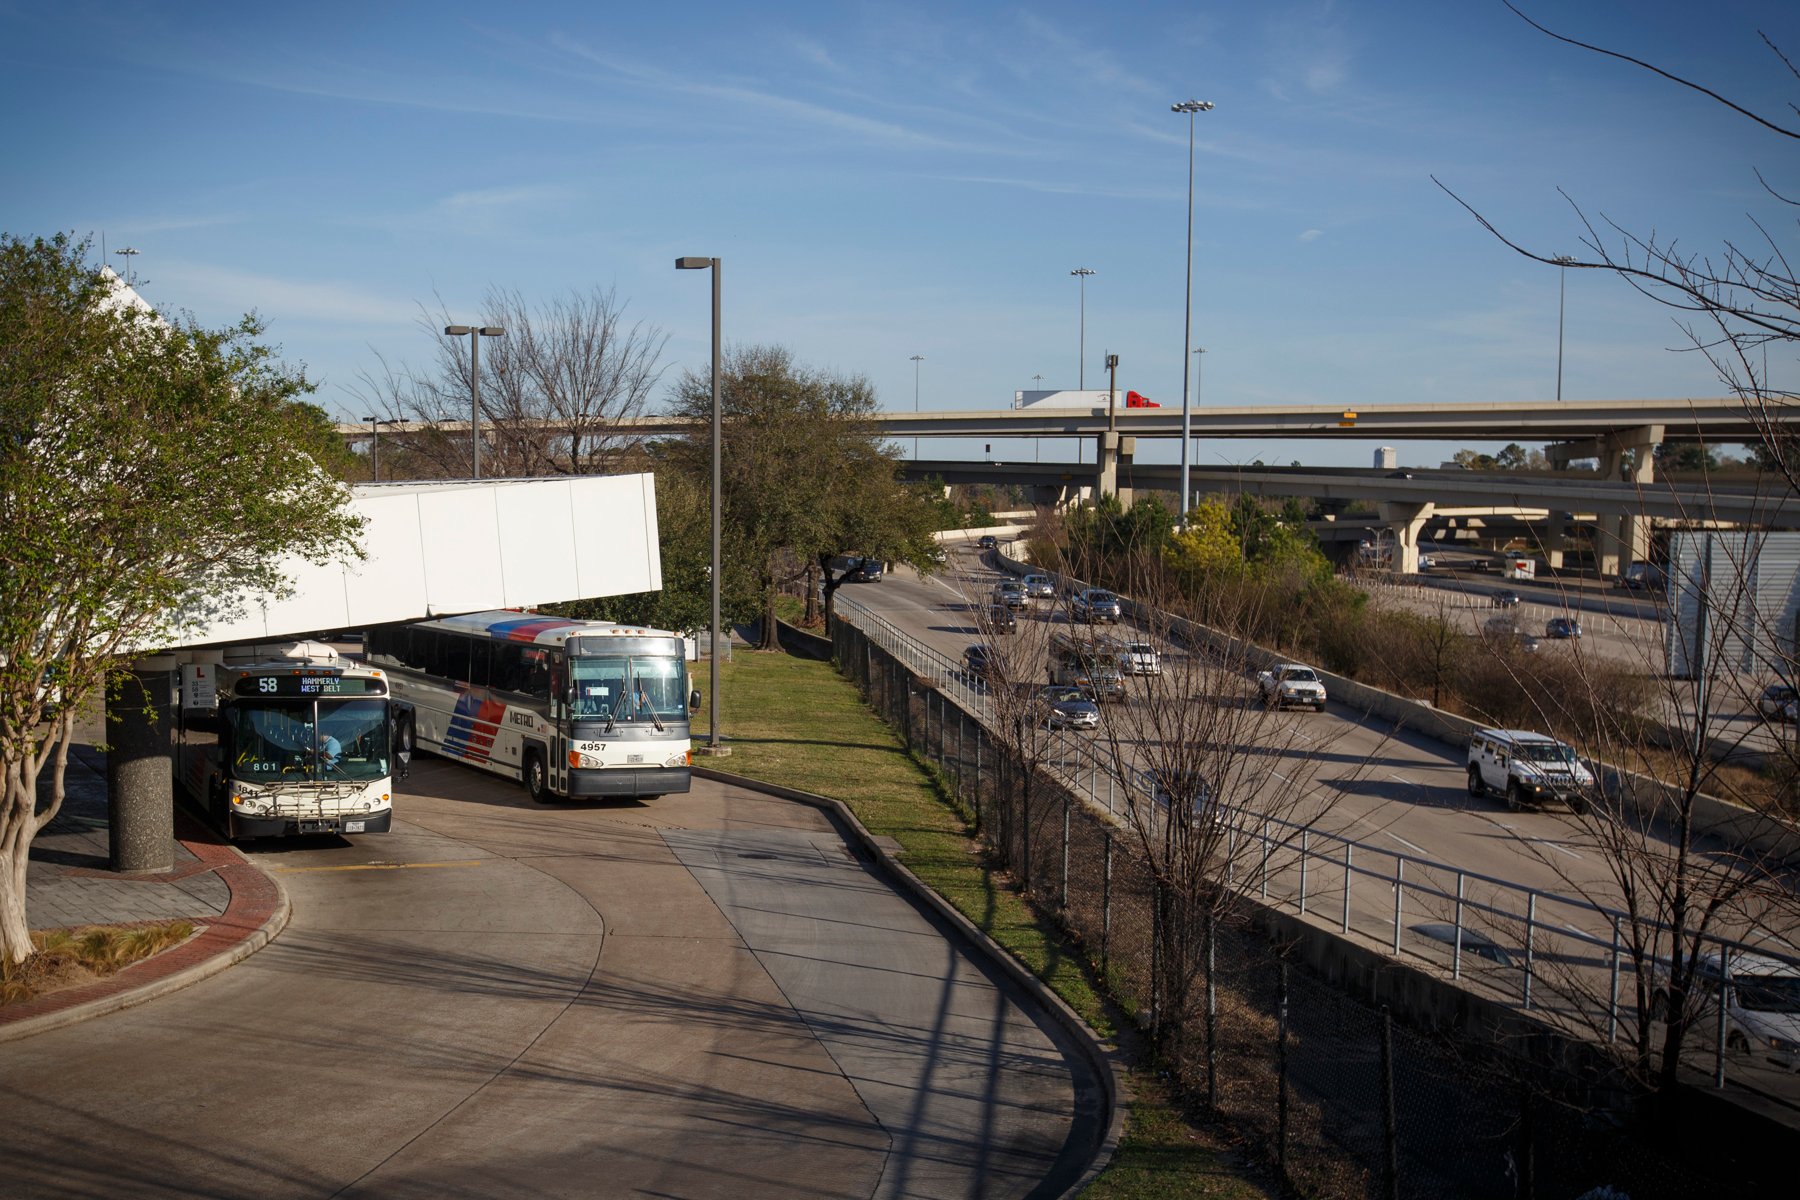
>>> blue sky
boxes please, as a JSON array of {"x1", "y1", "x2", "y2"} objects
[{"x1": 3, "y1": 0, "x2": 1794, "y2": 469}]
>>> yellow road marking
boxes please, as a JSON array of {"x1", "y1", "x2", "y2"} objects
[{"x1": 271, "y1": 859, "x2": 483, "y2": 874}]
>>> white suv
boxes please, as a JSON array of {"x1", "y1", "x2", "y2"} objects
[
  {"x1": 1652, "y1": 951, "x2": 1800, "y2": 1072},
  {"x1": 1257, "y1": 663, "x2": 1327, "y2": 711},
  {"x1": 1466, "y1": 728, "x2": 1594, "y2": 812}
]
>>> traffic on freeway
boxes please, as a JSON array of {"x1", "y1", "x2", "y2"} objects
[{"x1": 835, "y1": 535, "x2": 1800, "y2": 1104}]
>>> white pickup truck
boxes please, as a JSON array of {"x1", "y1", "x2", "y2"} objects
[{"x1": 1257, "y1": 663, "x2": 1327, "y2": 711}]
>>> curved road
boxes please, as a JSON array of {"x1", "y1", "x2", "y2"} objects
[{"x1": 0, "y1": 763, "x2": 1100, "y2": 1199}]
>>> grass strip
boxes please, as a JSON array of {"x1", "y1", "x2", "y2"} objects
[{"x1": 707, "y1": 647, "x2": 1269, "y2": 1200}]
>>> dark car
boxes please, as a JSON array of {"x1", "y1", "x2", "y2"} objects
[
  {"x1": 1035, "y1": 684, "x2": 1100, "y2": 731},
  {"x1": 1758, "y1": 683, "x2": 1799, "y2": 722},
  {"x1": 1070, "y1": 587, "x2": 1122, "y2": 624},
  {"x1": 962, "y1": 644, "x2": 1005, "y2": 682},
  {"x1": 986, "y1": 603, "x2": 1017, "y2": 633},
  {"x1": 1144, "y1": 767, "x2": 1222, "y2": 827},
  {"x1": 1490, "y1": 589, "x2": 1521, "y2": 608},
  {"x1": 1414, "y1": 922, "x2": 1514, "y2": 967},
  {"x1": 977, "y1": 534, "x2": 999, "y2": 550},
  {"x1": 843, "y1": 556, "x2": 884, "y2": 582},
  {"x1": 1545, "y1": 616, "x2": 1582, "y2": 639}
]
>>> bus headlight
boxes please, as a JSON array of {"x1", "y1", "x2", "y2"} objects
[
  {"x1": 570, "y1": 751, "x2": 604, "y2": 769},
  {"x1": 667, "y1": 752, "x2": 690, "y2": 768}
]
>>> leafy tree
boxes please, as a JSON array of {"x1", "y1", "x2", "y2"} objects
[
  {"x1": 661, "y1": 345, "x2": 939, "y2": 646},
  {"x1": 0, "y1": 234, "x2": 360, "y2": 964},
  {"x1": 1494, "y1": 443, "x2": 1529, "y2": 471},
  {"x1": 1163, "y1": 500, "x2": 1241, "y2": 579}
]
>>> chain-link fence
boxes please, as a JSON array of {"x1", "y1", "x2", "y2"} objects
[{"x1": 831, "y1": 613, "x2": 1735, "y2": 1198}]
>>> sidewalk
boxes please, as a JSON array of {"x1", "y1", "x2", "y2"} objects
[{"x1": 1, "y1": 743, "x2": 288, "y2": 1042}]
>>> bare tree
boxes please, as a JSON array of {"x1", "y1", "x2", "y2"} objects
[{"x1": 349, "y1": 285, "x2": 667, "y2": 479}]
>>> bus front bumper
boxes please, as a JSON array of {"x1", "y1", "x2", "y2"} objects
[
  {"x1": 568, "y1": 767, "x2": 692, "y2": 799},
  {"x1": 229, "y1": 808, "x2": 394, "y2": 839}
]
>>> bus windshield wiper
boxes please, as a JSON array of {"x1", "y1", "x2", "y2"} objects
[{"x1": 636, "y1": 688, "x2": 665, "y2": 733}]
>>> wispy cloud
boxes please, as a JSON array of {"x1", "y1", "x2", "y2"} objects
[
  {"x1": 150, "y1": 261, "x2": 417, "y2": 328},
  {"x1": 1299, "y1": 228, "x2": 1324, "y2": 242},
  {"x1": 435, "y1": 184, "x2": 572, "y2": 213},
  {"x1": 1260, "y1": 2, "x2": 1357, "y2": 102},
  {"x1": 936, "y1": 174, "x2": 1178, "y2": 202},
  {"x1": 552, "y1": 34, "x2": 980, "y2": 152}
]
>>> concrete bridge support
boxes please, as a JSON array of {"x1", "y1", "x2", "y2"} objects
[
  {"x1": 1378, "y1": 500, "x2": 1436, "y2": 575},
  {"x1": 1543, "y1": 512, "x2": 1567, "y2": 570},
  {"x1": 1593, "y1": 425, "x2": 1662, "y2": 577}
]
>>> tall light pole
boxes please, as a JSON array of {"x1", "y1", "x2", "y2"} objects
[
  {"x1": 1070, "y1": 267, "x2": 1096, "y2": 389},
  {"x1": 910, "y1": 353, "x2": 924, "y2": 460},
  {"x1": 1193, "y1": 347, "x2": 1207, "y2": 484},
  {"x1": 1553, "y1": 254, "x2": 1575, "y2": 402},
  {"x1": 1173, "y1": 98, "x2": 1214, "y2": 523},
  {"x1": 676, "y1": 256, "x2": 725, "y2": 754},
  {"x1": 113, "y1": 246, "x2": 140, "y2": 285},
  {"x1": 1032, "y1": 374, "x2": 1044, "y2": 461},
  {"x1": 442, "y1": 325, "x2": 504, "y2": 478},
  {"x1": 361, "y1": 415, "x2": 395, "y2": 482}
]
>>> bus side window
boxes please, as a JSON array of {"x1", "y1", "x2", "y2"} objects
[
  {"x1": 493, "y1": 644, "x2": 525, "y2": 693},
  {"x1": 442, "y1": 634, "x2": 472, "y2": 686},
  {"x1": 467, "y1": 640, "x2": 492, "y2": 690},
  {"x1": 540, "y1": 653, "x2": 560, "y2": 705}
]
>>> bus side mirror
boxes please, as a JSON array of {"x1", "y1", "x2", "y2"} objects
[{"x1": 689, "y1": 688, "x2": 702, "y2": 713}]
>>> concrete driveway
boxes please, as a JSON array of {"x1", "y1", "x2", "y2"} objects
[{"x1": 0, "y1": 766, "x2": 1101, "y2": 1199}]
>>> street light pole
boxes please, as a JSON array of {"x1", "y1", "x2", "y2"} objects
[
  {"x1": 1070, "y1": 267, "x2": 1096, "y2": 389},
  {"x1": 443, "y1": 324, "x2": 504, "y2": 478},
  {"x1": 361, "y1": 415, "x2": 394, "y2": 482},
  {"x1": 676, "y1": 256, "x2": 725, "y2": 754},
  {"x1": 1553, "y1": 255, "x2": 1575, "y2": 402},
  {"x1": 910, "y1": 353, "x2": 924, "y2": 460},
  {"x1": 1193, "y1": 347, "x2": 1206, "y2": 483},
  {"x1": 1173, "y1": 98, "x2": 1214, "y2": 523}
]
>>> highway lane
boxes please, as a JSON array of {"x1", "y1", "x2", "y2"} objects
[{"x1": 0, "y1": 765, "x2": 1096, "y2": 1199}]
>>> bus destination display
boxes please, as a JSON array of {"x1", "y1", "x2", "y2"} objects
[{"x1": 236, "y1": 674, "x2": 387, "y2": 698}]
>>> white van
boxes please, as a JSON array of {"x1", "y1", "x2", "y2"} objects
[
  {"x1": 1652, "y1": 951, "x2": 1800, "y2": 1071},
  {"x1": 1466, "y1": 728, "x2": 1593, "y2": 811}
]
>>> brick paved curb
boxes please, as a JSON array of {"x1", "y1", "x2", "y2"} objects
[
  {"x1": 0, "y1": 816, "x2": 290, "y2": 1044},
  {"x1": 694, "y1": 765, "x2": 1125, "y2": 1200}
]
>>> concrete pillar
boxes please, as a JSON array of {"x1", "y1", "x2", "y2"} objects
[
  {"x1": 1543, "y1": 512, "x2": 1567, "y2": 570},
  {"x1": 1594, "y1": 425, "x2": 1661, "y2": 577},
  {"x1": 107, "y1": 656, "x2": 177, "y2": 874},
  {"x1": 1095, "y1": 430, "x2": 1119, "y2": 500},
  {"x1": 1116, "y1": 435, "x2": 1136, "y2": 508},
  {"x1": 1377, "y1": 501, "x2": 1435, "y2": 575}
]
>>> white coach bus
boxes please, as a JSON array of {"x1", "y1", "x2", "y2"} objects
[{"x1": 365, "y1": 611, "x2": 697, "y2": 803}]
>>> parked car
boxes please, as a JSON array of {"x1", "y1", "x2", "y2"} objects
[
  {"x1": 1070, "y1": 587, "x2": 1122, "y2": 624},
  {"x1": 1545, "y1": 616, "x2": 1583, "y2": 639},
  {"x1": 1651, "y1": 950, "x2": 1800, "y2": 1072},
  {"x1": 1021, "y1": 573, "x2": 1055, "y2": 601},
  {"x1": 1467, "y1": 728, "x2": 1594, "y2": 812},
  {"x1": 1758, "y1": 683, "x2": 1799, "y2": 722},
  {"x1": 1417, "y1": 555, "x2": 1436, "y2": 571},
  {"x1": 992, "y1": 580, "x2": 1028, "y2": 610},
  {"x1": 1490, "y1": 589, "x2": 1521, "y2": 608},
  {"x1": 1257, "y1": 663, "x2": 1327, "y2": 711},
  {"x1": 1121, "y1": 640, "x2": 1162, "y2": 676},
  {"x1": 1035, "y1": 684, "x2": 1100, "y2": 731},
  {"x1": 985, "y1": 603, "x2": 1017, "y2": 634},
  {"x1": 977, "y1": 534, "x2": 999, "y2": 550},
  {"x1": 926, "y1": 545, "x2": 948, "y2": 566}
]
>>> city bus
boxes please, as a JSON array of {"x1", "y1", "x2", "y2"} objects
[
  {"x1": 364, "y1": 611, "x2": 696, "y2": 803},
  {"x1": 176, "y1": 645, "x2": 404, "y2": 839}
]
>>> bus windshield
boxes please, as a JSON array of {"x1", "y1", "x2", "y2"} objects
[
  {"x1": 229, "y1": 698, "x2": 389, "y2": 783},
  {"x1": 570, "y1": 656, "x2": 689, "y2": 723}
]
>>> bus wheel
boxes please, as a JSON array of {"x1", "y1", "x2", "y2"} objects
[
  {"x1": 397, "y1": 714, "x2": 415, "y2": 757},
  {"x1": 525, "y1": 750, "x2": 550, "y2": 804}
]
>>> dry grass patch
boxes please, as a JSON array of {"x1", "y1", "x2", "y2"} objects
[{"x1": 0, "y1": 921, "x2": 196, "y2": 1006}]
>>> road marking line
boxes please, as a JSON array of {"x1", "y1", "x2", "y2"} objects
[
  {"x1": 1387, "y1": 833, "x2": 1428, "y2": 856},
  {"x1": 1528, "y1": 838, "x2": 1583, "y2": 860},
  {"x1": 271, "y1": 859, "x2": 483, "y2": 874},
  {"x1": 1754, "y1": 928, "x2": 1800, "y2": 952}
]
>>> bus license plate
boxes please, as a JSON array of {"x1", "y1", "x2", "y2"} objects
[{"x1": 345, "y1": 820, "x2": 365, "y2": 833}]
